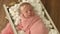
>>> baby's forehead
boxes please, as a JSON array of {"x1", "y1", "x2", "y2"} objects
[
  {"x1": 20, "y1": 3, "x2": 32, "y2": 6},
  {"x1": 21, "y1": 4, "x2": 32, "y2": 8},
  {"x1": 20, "y1": 5, "x2": 32, "y2": 10}
]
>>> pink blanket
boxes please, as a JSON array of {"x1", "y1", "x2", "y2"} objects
[{"x1": 1, "y1": 15, "x2": 48, "y2": 34}]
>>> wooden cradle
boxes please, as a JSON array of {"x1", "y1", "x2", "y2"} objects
[{"x1": 3, "y1": 0, "x2": 59, "y2": 34}]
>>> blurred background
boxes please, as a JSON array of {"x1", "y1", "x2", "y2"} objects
[{"x1": 0, "y1": 0, "x2": 60, "y2": 33}]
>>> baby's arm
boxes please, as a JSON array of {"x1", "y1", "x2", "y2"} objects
[
  {"x1": 1, "y1": 23, "x2": 14, "y2": 34},
  {"x1": 30, "y1": 19, "x2": 49, "y2": 34}
]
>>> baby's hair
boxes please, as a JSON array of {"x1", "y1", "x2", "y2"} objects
[
  {"x1": 19, "y1": 2, "x2": 34, "y2": 13},
  {"x1": 20, "y1": 2, "x2": 32, "y2": 7},
  {"x1": 19, "y1": 2, "x2": 34, "y2": 10},
  {"x1": 19, "y1": 2, "x2": 34, "y2": 14}
]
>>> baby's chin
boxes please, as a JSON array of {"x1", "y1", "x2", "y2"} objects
[
  {"x1": 24, "y1": 14, "x2": 32, "y2": 18},
  {"x1": 25, "y1": 15, "x2": 31, "y2": 18}
]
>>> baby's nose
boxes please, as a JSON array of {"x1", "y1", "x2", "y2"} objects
[{"x1": 28, "y1": 10, "x2": 31, "y2": 13}]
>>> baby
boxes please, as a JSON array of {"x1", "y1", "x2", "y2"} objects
[{"x1": 1, "y1": 2, "x2": 48, "y2": 34}]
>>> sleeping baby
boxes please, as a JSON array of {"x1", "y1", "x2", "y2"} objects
[{"x1": 1, "y1": 2, "x2": 48, "y2": 34}]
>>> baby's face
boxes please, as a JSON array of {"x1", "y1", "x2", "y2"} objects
[{"x1": 20, "y1": 5, "x2": 34, "y2": 18}]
